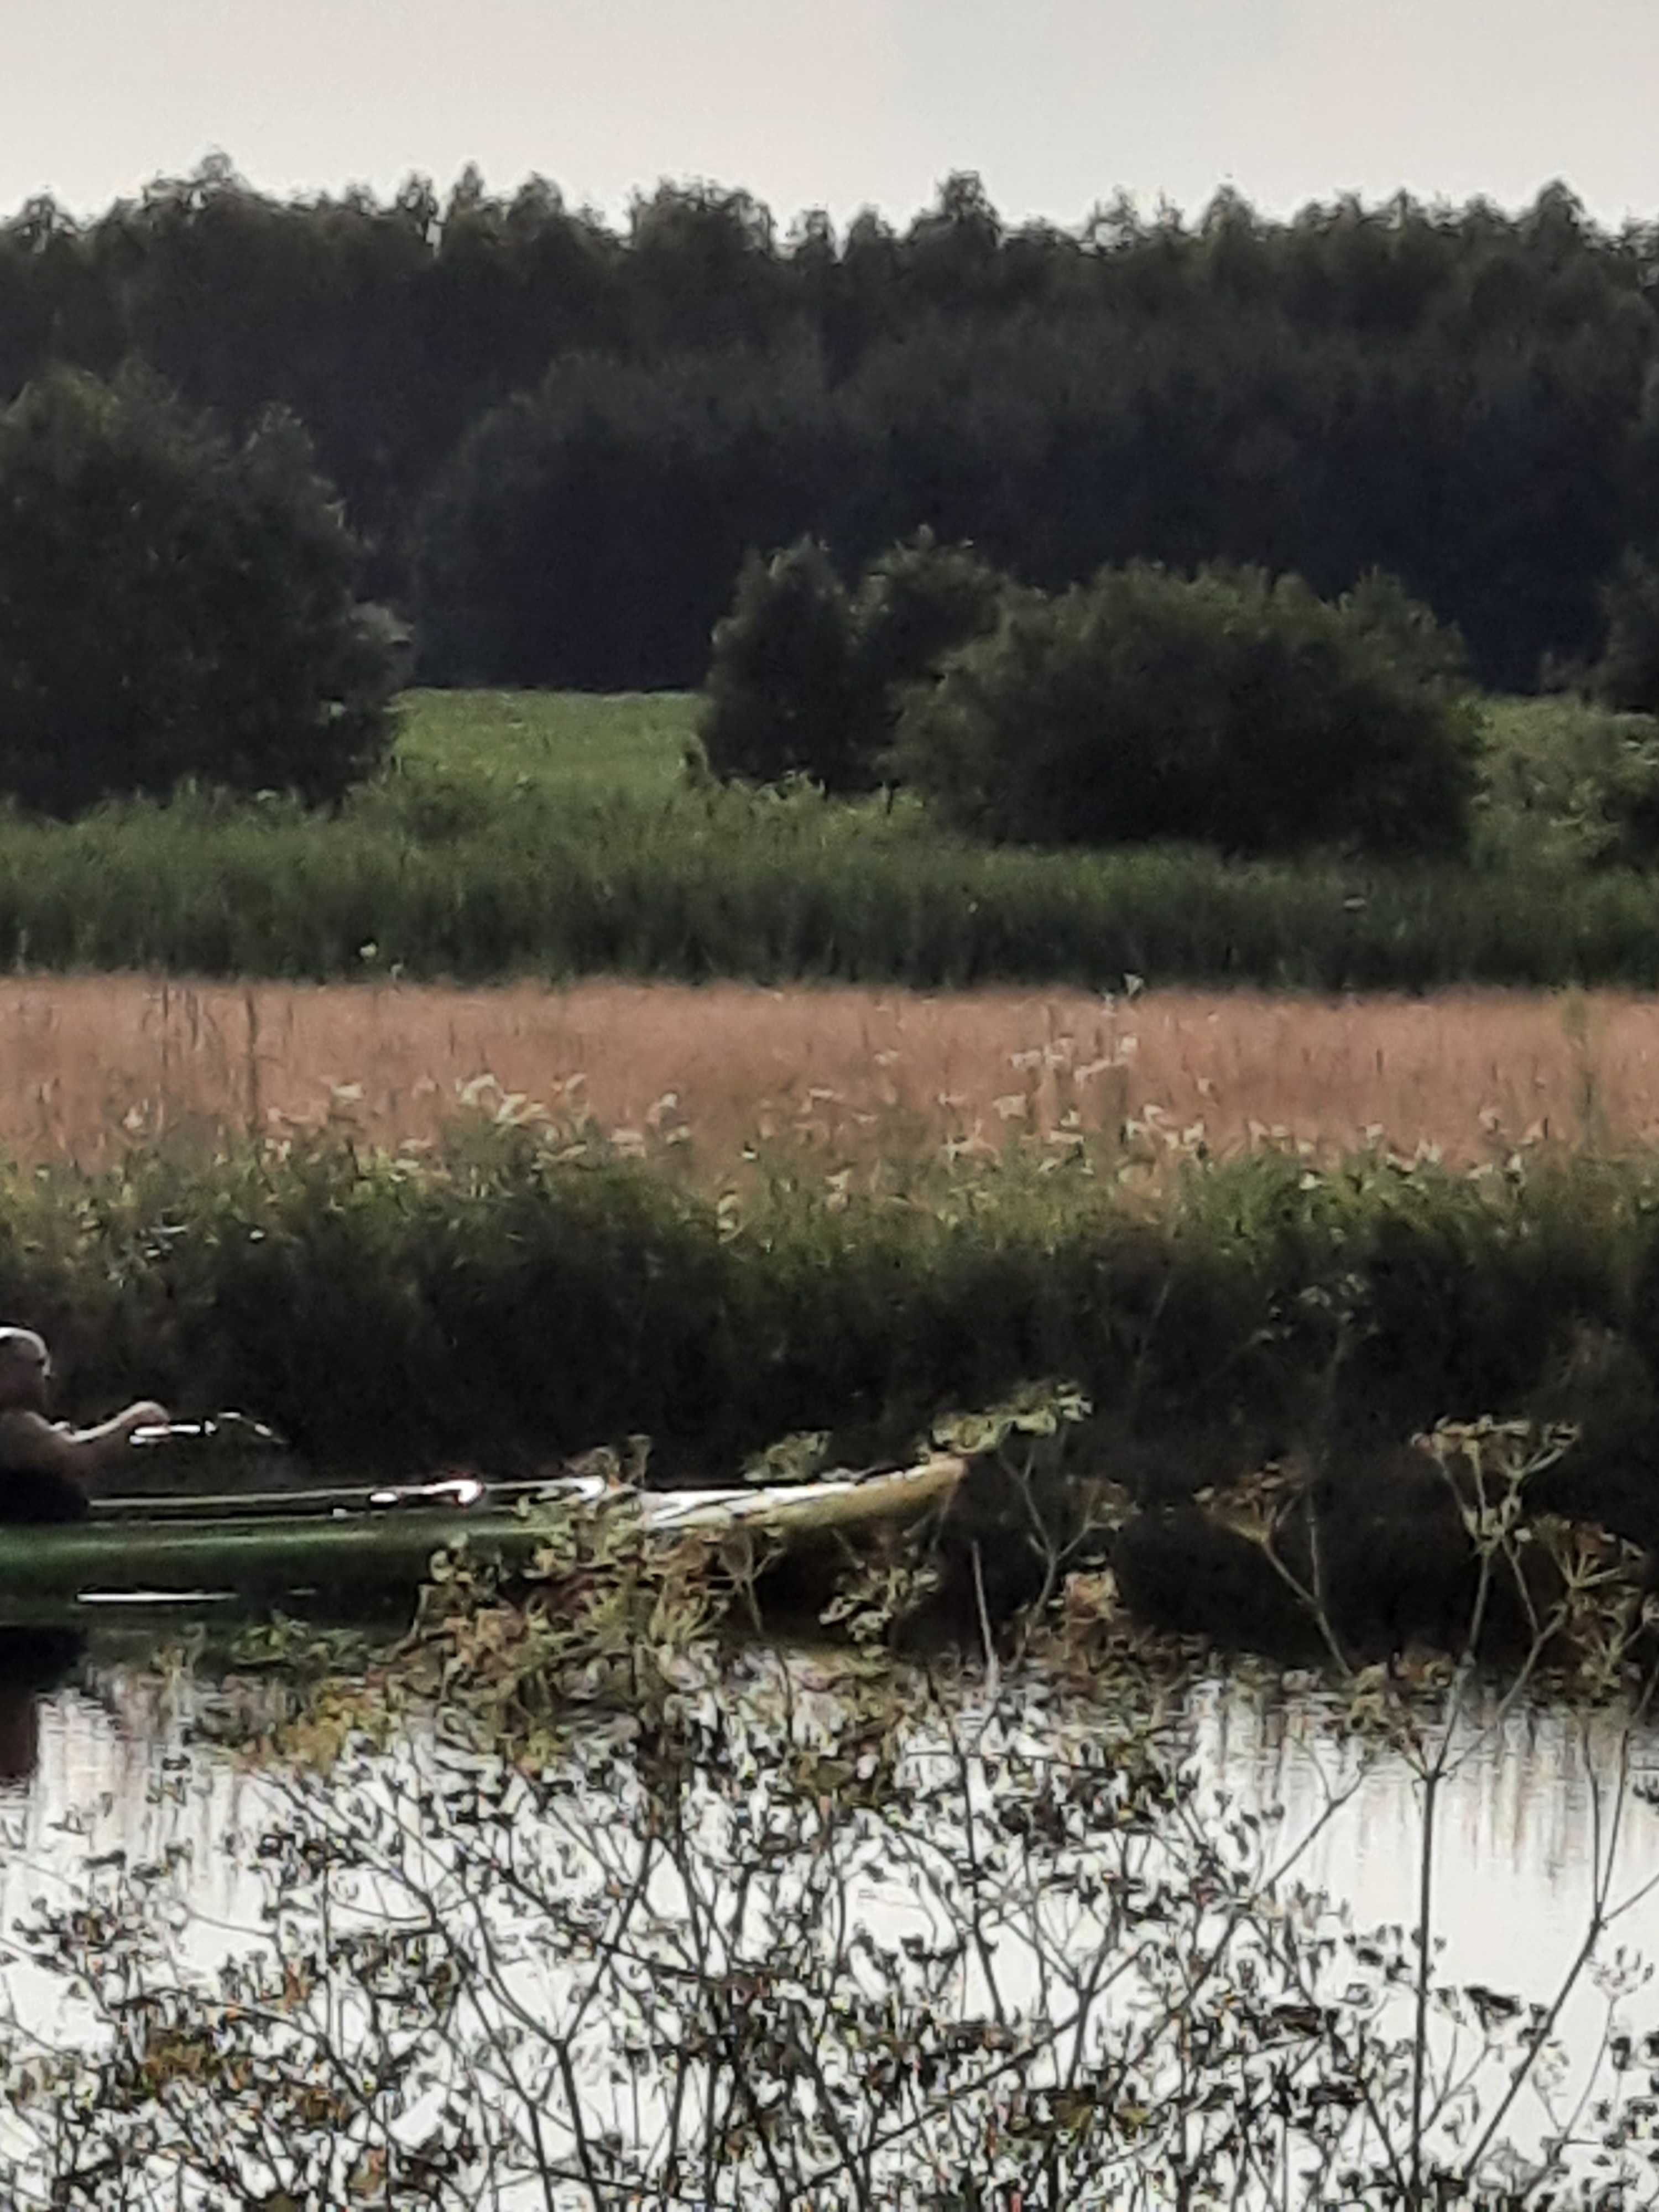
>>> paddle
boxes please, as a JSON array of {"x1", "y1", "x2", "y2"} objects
[
  {"x1": 128, "y1": 1412, "x2": 288, "y2": 1451},
  {"x1": 89, "y1": 1469, "x2": 614, "y2": 1523}
]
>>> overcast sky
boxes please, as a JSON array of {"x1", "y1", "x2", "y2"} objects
[{"x1": 5, "y1": 0, "x2": 1656, "y2": 232}]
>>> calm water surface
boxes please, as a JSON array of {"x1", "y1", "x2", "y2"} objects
[
  {"x1": 3, "y1": 1639, "x2": 1659, "y2": 2144},
  {"x1": 0, "y1": 1653, "x2": 1655, "y2": 1992}
]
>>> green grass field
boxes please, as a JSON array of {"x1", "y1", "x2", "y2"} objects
[
  {"x1": 395, "y1": 689, "x2": 696, "y2": 804},
  {"x1": 394, "y1": 687, "x2": 1659, "y2": 874},
  {"x1": 0, "y1": 685, "x2": 1649, "y2": 991}
]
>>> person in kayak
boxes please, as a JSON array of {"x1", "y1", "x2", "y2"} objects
[{"x1": 0, "y1": 1329, "x2": 170, "y2": 1524}]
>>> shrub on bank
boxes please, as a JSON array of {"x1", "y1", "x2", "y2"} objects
[
  {"x1": 892, "y1": 561, "x2": 1481, "y2": 858},
  {"x1": 846, "y1": 529, "x2": 1008, "y2": 763},
  {"x1": 0, "y1": 368, "x2": 399, "y2": 812},
  {"x1": 1476, "y1": 694, "x2": 1659, "y2": 869},
  {"x1": 9, "y1": 1127, "x2": 1659, "y2": 1536}
]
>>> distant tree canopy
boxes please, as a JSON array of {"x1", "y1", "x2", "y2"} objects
[
  {"x1": 3, "y1": 162, "x2": 1659, "y2": 691},
  {"x1": 0, "y1": 367, "x2": 398, "y2": 812}
]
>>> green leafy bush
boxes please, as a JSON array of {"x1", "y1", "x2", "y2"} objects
[
  {"x1": 697, "y1": 539, "x2": 868, "y2": 791},
  {"x1": 0, "y1": 367, "x2": 398, "y2": 813},
  {"x1": 847, "y1": 529, "x2": 1008, "y2": 763},
  {"x1": 891, "y1": 561, "x2": 1481, "y2": 858},
  {"x1": 1476, "y1": 695, "x2": 1659, "y2": 869},
  {"x1": 700, "y1": 531, "x2": 1008, "y2": 793}
]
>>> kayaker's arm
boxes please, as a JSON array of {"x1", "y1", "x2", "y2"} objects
[{"x1": 0, "y1": 1402, "x2": 170, "y2": 1484}]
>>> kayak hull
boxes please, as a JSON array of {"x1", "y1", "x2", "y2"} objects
[{"x1": 0, "y1": 1457, "x2": 966, "y2": 1609}]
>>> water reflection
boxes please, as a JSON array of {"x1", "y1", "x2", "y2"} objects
[
  {"x1": 1191, "y1": 1673, "x2": 1659, "y2": 1995},
  {"x1": 3, "y1": 1656, "x2": 1659, "y2": 1999},
  {"x1": 0, "y1": 1656, "x2": 1657, "y2": 2200},
  {"x1": 0, "y1": 1627, "x2": 82, "y2": 1786}
]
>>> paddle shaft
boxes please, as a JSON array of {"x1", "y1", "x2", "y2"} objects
[{"x1": 90, "y1": 1473, "x2": 603, "y2": 1523}]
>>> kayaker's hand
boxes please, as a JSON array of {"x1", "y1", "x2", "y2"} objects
[{"x1": 124, "y1": 1402, "x2": 170, "y2": 1433}]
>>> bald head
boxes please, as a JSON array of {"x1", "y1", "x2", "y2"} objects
[{"x1": 0, "y1": 1330, "x2": 51, "y2": 1413}]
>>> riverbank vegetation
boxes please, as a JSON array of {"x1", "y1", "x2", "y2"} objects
[{"x1": 8, "y1": 1115, "x2": 1659, "y2": 1640}]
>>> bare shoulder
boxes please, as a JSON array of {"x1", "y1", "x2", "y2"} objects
[{"x1": 0, "y1": 1410, "x2": 66, "y2": 1474}]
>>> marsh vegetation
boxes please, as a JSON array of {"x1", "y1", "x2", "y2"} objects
[{"x1": 15, "y1": 161, "x2": 1659, "y2": 2206}]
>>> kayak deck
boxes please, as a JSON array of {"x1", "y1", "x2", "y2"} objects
[{"x1": 0, "y1": 1457, "x2": 967, "y2": 1607}]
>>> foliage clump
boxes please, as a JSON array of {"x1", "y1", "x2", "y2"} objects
[
  {"x1": 697, "y1": 538, "x2": 868, "y2": 790},
  {"x1": 413, "y1": 345, "x2": 838, "y2": 691},
  {"x1": 0, "y1": 367, "x2": 399, "y2": 813},
  {"x1": 1593, "y1": 547, "x2": 1659, "y2": 717},
  {"x1": 891, "y1": 560, "x2": 1481, "y2": 857},
  {"x1": 1476, "y1": 692, "x2": 1659, "y2": 870},
  {"x1": 846, "y1": 528, "x2": 1008, "y2": 758},
  {"x1": 698, "y1": 530, "x2": 1006, "y2": 791}
]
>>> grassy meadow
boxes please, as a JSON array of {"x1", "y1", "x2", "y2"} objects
[
  {"x1": 0, "y1": 687, "x2": 1657, "y2": 992},
  {"x1": 6, "y1": 971, "x2": 1659, "y2": 1176},
  {"x1": 394, "y1": 687, "x2": 691, "y2": 804},
  {"x1": 0, "y1": 686, "x2": 1655, "y2": 1177}
]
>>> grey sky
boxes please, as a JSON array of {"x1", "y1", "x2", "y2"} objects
[{"x1": 6, "y1": 0, "x2": 1658, "y2": 231}]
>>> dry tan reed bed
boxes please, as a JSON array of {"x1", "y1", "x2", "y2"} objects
[{"x1": 3, "y1": 974, "x2": 1658, "y2": 1175}]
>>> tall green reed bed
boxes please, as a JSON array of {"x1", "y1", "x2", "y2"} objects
[
  {"x1": 13, "y1": 773, "x2": 1659, "y2": 989},
  {"x1": 11, "y1": 1121, "x2": 1659, "y2": 1530},
  {"x1": 0, "y1": 685, "x2": 1657, "y2": 989}
]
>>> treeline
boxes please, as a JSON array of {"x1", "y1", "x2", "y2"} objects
[{"x1": 4, "y1": 161, "x2": 1659, "y2": 692}]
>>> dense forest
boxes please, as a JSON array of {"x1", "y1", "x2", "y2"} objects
[{"x1": 6, "y1": 158, "x2": 1659, "y2": 692}]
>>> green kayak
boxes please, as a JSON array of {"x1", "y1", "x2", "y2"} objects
[{"x1": 0, "y1": 1457, "x2": 967, "y2": 1611}]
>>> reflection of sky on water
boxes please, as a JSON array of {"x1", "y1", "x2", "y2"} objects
[
  {"x1": 2, "y1": 1662, "x2": 1657, "y2": 1997},
  {"x1": 4, "y1": 1667, "x2": 1659, "y2": 1918},
  {"x1": 1, "y1": 1652, "x2": 1658, "y2": 2182},
  {"x1": 1189, "y1": 1674, "x2": 1659, "y2": 1998}
]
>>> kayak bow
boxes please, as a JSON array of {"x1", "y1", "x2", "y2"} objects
[{"x1": 0, "y1": 1456, "x2": 967, "y2": 1609}]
